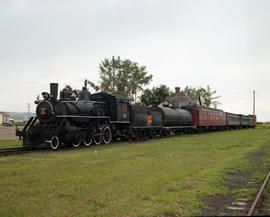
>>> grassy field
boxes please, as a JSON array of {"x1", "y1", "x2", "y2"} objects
[
  {"x1": 0, "y1": 128, "x2": 270, "y2": 216},
  {"x1": 0, "y1": 140, "x2": 22, "y2": 149},
  {"x1": 256, "y1": 123, "x2": 270, "y2": 129}
]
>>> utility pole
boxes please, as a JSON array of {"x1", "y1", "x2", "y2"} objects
[
  {"x1": 253, "y1": 90, "x2": 255, "y2": 116},
  {"x1": 27, "y1": 103, "x2": 30, "y2": 120}
]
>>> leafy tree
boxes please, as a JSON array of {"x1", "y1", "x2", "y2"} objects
[
  {"x1": 65, "y1": 85, "x2": 73, "y2": 92},
  {"x1": 183, "y1": 85, "x2": 221, "y2": 108},
  {"x1": 87, "y1": 81, "x2": 99, "y2": 92},
  {"x1": 64, "y1": 85, "x2": 81, "y2": 99},
  {"x1": 66, "y1": 80, "x2": 91, "y2": 93},
  {"x1": 140, "y1": 84, "x2": 174, "y2": 107},
  {"x1": 88, "y1": 56, "x2": 153, "y2": 102}
]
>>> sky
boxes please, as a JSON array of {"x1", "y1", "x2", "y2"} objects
[{"x1": 0, "y1": 0, "x2": 269, "y2": 121}]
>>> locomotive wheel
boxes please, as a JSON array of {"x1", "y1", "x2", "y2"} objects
[
  {"x1": 94, "y1": 129, "x2": 102, "y2": 145},
  {"x1": 83, "y1": 136, "x2": 92, "y2": 146},
  {"x1": 102, "y1": 127, "x2": 112, "y2": 144},
  {"x1": 50, "y1": 136, "x2": 59, "y2": 150},
  {"x1": 72, "y1": 137, "x2": 81, "y2": 148}
]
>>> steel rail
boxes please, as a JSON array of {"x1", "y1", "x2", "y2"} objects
[
  {"x1": 0, "y1": 145, "x2": 87, "y2": 156},
  {"x1": 0, "y1": 146, "x2": 50, "y2": 156},
  {"x1": 247, "y1": 171, "x2": 270, "y2": 216}
]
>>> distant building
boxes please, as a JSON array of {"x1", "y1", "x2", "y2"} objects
[
  {"x1": 165, "y1": 87, "x2": 202, "y2": 108},
  {"x1": 9, "y1": 112, "x2": 35, "y2": 122},
  {"x1": 0, "y1": 112, "x2": 10, "y2": 124}
]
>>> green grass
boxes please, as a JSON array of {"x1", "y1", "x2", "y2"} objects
[
  {"x1": 0, "y1": 140, "x2": 22, "y2": 149},
  {"x1": 231, "y1": 131, "x2": 270, "y2": 203},
  {"x1": 0, "y1": 129, "x2": 269, "y2": 216},
  {"x1": 13, "y1": 121, "x2": 28, "y2": 126},
  {"x1": 256, "y1": 123, "x2": 270, "y2": 129}
]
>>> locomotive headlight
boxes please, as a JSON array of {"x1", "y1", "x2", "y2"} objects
[
  {"x1": 36, "y1": 101, "x2": 55, "y2": 122},
  {"x1": 40, "y1": 108, "x2": 47, "y2": 115}
]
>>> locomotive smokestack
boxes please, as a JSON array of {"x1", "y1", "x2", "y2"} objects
[
  {"x1": 50, "y1": 83, "x2": 58, "y2": 100},
  {"x1": 175, "y1": 87, "x2": 180, "y2": 95}
]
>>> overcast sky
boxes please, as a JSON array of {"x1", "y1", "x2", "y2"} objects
[{"x1": 1, "y1": 0, "x2": 269, "y2": 121}]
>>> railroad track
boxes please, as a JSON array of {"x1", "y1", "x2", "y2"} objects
[
  {"x1": 247, "y1": 171, "x2": 270, "y2": 216},
  {"x1": 212, "y1": 171, "x2": 270, "y2": 216},
  {"x1": 0, "y1": 134, "x2": 168, "y2": 156},
  {"x1": 0, "y1": 145, "x2": 85, "y2": 156},
  {"x1": 0, "y1": 146, "x2": 51, "y2": 156},
  {"x1": 0, "y1": 142, "x2": 119, "y2": 156}
]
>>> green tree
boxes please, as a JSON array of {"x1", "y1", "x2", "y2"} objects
[
  {"x1": 64, "y1": 85, "x2": 81, "y2": 99},
  {"x1": 89, "y1": 56, "x2": 153, "y2": 102},
  {"x1": 65, "y1": 85, "x2": 73, "y2": 92},
  {"x1": 140, "y1": 84, "x2": 174, "y2": 107},
  {"x1": 183, "y1": 85, "x2": 221, "y2": 108}
]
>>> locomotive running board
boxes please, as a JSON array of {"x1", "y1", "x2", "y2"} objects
[
  {"x1": 132, "y1": 126, "x2": 162, "y2": 129},
  {"x1": 56, "y1": 115, "x2": 110, "y2": 119},
  {"x1": 162, "y1": 126, "x2": 196, "y2": 129},
  {"x1": 132, "y1": 126, "x2": 196, "y2": 129},
  {"x1": 109, "y1": 121, "x2": 130, "y2": 124}
]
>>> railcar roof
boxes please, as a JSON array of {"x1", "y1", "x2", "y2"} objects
[{"x1": 183, "y1": 105, "x2": 224, "y2": 112}]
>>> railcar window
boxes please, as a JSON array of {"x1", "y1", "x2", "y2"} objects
[{"x1": 122, "y1": 103, "x2": 128, "y2": 113}]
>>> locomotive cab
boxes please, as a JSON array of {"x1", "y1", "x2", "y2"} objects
[{"x1": 91, "y1": 92, "x2": 131, "y2": 122}]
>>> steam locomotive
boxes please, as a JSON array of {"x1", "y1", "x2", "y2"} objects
[{"x1": 16, "y1": 82, "x2": 256, "y2": 149}]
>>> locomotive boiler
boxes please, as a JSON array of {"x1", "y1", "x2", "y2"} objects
[{"x1": 36, "y1": 83, "x2": 104, "y2": 123}]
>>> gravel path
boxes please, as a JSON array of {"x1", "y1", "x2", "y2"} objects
[{"x1": 0, "y1": 126, "x2": 20, "y2": 140}]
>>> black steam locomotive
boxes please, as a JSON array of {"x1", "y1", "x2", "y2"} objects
[{"x1": 16, "y1": 82, "x2": 256, "y2": 149}]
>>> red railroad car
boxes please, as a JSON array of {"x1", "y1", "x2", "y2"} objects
[
  {"x1": 249, "y1": 115, "x2": 257, "y2": 127},
  {"x1": 185, "y1": 106, "x2": 226, "y2": 127}
]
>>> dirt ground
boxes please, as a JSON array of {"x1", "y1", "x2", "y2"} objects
[
  {"x1": 0, "y1": 126, "x2": 21, "y2": 140},
  {"x1": 201, "y1": 148, "x2": 270, "y2": 216}
]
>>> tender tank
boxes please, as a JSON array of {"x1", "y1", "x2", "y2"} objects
[
  {"x1": 149, "y1": 106, "x2": 192, "y2": 126},
  {"x1": 130, "y1": 106, "x2": 163, "y2": 127},
  {"x1": 149, "y1": 111, "x2": 162, "y2": 126},
  {"x1": 130, "y1": 106, "x2": 148, "y2": 127}
]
